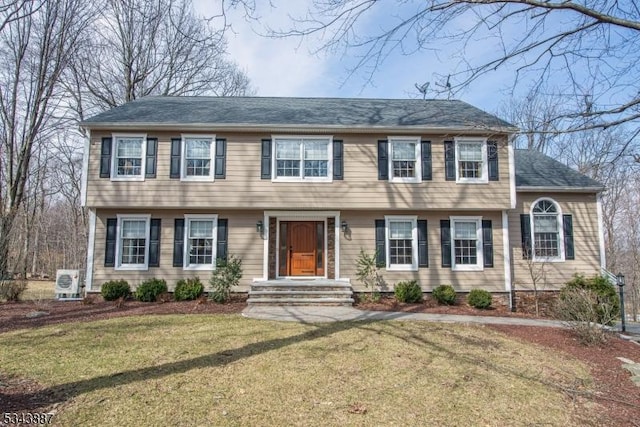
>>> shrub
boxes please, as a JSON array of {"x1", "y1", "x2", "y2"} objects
[
  {"x1": 394, "y1": 280, "x2": 423, "y2": 303},
  {"x1": 553, "y1": 287, "x2": 613, "y2": 345},
  {"x1": 355, "y1": 249, "x2": 385, "y2": 297},
  {"x1": 101, "y1": 280, "x2": 131, "y2": 301},
  {"x1": 174, "y1": 277, "x2": 204, "y2": 301},
  {"x1": 560, "y1": 274, "x2": 619, "y2": 325},
  {"x1": 135, "y1": 278, "x2": 168, "y2": 302},
  {"x1": 468, "y1": 289, "x2": 492, "y2": 309},
  {"x1": 0, "y1": 279, "x2": 27, "y2": 302},
  {"x1": 432, "y1": 285, "x2": 456, "y2": 305},
  {"x1": 209, "y1": 255, "x2": 242, "y2": 303}
]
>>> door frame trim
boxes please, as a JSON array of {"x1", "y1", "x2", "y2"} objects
[{"x1": 259, "y1": 211, "x2": 342, "y2": 281}]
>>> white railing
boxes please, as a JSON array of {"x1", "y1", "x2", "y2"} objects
[{"x1": 600, "y1": 267, "x2": 619, "y2": 285}]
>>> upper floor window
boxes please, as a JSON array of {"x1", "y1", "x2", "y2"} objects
[
  {"x1": 184, "y1": 214, "x2": 218, "y2": 270},
  {"x1": 385, "y1": 216, "x2": 418, "y2": 271},
  {"x1": 112, "y1": 135, "x2": 146, "y2": 180},
  {"x1": 532, "y1": 199, "x2": 562, "y2": 260},
  {"x1": 450, "y1": 217, "x2": 483, "y2": 271},
  {"x1": 115, "y1": 214, "x2": 150, "y2": 270},
  {"x1": 272, "y1": 137, "x2": 332, "y2": 182},
  {"x1": 389, "y1": 137, "x2": 421, "y2": 183},
  {"x1": 182, "y1": 135, "x2": 215, "y2": 181},
  {"x1": 455, "y1": 138, "x2": 488, "y2": 183}
]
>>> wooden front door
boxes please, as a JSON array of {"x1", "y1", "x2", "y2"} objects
[{"x1": 279, "y1": 221, "x2": 325, "y2": 277}]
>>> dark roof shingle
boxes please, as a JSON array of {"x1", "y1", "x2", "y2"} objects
[
  {"x1": 82, "y1": 96, "x2": 515, "y2": 130},
  {"x1": 515, "y1": 149, "x2": 603, "y2": 190}
]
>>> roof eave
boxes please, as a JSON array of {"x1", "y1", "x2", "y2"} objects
[
  {"x1": 516, "y1": 185, "x2": 604, "y2": 193},
  {"x1": 79, "y1": 122, "x2": 518, "y2": 135}
]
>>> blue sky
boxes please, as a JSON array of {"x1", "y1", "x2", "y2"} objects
[{"x1": 193, "y1": 1, "x2": 604, "y2": 119}]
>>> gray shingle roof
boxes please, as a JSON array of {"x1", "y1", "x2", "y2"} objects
[
  {"x1": 515, "y1": 149, "x2": 603, "y2": 190},
  {"x1": 82, "y1": 96, "x2": 515, "y2": 130}
]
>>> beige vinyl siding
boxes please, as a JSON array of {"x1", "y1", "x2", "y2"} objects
[
  {"x1": 509, "y1": 193, "x2": 601, "y2": 290},
  {"x1": 86, "y1": 131, "x2": 512, "y2": 210},
  {"x1": 91, "y1": 209, "x2": 264, "y2": 292},
  {"x1": 340, "y1": 210, "x2": 506, "y2": 292}
]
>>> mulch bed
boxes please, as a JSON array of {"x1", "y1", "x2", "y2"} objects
[{"x1": 1, "y1": 296, "x2": 639, "y2": 425}]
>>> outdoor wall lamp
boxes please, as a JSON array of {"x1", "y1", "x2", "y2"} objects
[
  {"x1": 256, "y1": 220, "x2": 263, "y2": 233},
  {"x1": 341, "y1": 220, "x2": 348, "y2": 232},
  {"x1": 617, "y1": 272, "x2": 626, "y2": 333}
]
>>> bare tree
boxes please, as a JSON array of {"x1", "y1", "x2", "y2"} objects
[
  {"x1": 69, "y1": 0, "x2": 253, "y2": 122},
  {"x1": 231, "y1": 0, "x2": 639, "y2": 134},
  {"x1": 0, "y1": 0, "x2": 93, "y2": 277}
]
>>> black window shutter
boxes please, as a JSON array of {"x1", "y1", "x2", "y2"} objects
[
  {"x1": 333, "y1": 139, "x2": 343, "y2": 180},
  {"x1": 170, "y1": 138, "x2": 181, "y2": 179},
  {"x1": 215, "y1": 138, "x2": 226, "y2": 179},
  {"x1": 261, "y1": 139, "x2": 272, "y2": 179},
  {"x1": 145, "y1": 138, "x2": 157, "y2": 178},
  {"x1": 149, "y1": 218, "x2": 161, "y2": 267},
  {"x1": 488, "y1": 141, "x2": 499, "y2": 181},
  {"x1": 482, "y1": 220, "x2": 493, "y2": 268},
  {"x1": 217, "y1": 219, "x2": 228, "y2": 262},
  {"x1": 421, "y1": 140, "x2": 432, "y2": 181},
  {"x1": 377, "y1": 140, "x2": 388, "y2": 180},
  {"x1": 444, "y1": 141, "x2": 455, "y2": 181},
  {"x1": 100, "y1": 137, "x2": 112, "y2": 178},
  {"x1": 375, "y1": 219, "x2": 386, "y2": 267},
  {"x1": 520, "y1": 214, "x2": 532, "y2": 259},
  {"x1": 104, "y1": 218, "x2": 117, "y2": 267},
  {"x1": 563, "y1": 214, "x2": 574, "y2": 260},
  {"x1": 440, "y1": 220, "x2": 452, "y2": 267},
  {"x1": 173, "y1": 218, "x2": 185, "y2": 267},
  {"x1": 418, "y1": 220, "x2": 428, "y2": 267}
]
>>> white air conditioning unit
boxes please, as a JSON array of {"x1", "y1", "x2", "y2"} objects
[{"x1": 55, "y1": 269, "x2": 80, "y2": 294}]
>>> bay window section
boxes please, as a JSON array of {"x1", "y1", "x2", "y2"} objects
[
  {"x1": 184, "y1": 215, "x2": 217, "y2": 270},
  {"x1": 451, "y1": 217, "x2": 483, "y2": 271},
  {"x1": 112, "y1": 135, "x2": 146, "y2": 180},
  {"x1": 273, "y1": 137, "x2": 332, "y2": 181},
  {"x1": 386, "y1": 216, "x2": 418, "y2": 271}
]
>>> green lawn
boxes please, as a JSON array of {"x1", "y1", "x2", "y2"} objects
[{"x1": 0, "y1": 315, "x2": 599, "y2": 426}]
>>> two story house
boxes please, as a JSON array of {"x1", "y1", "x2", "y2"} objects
[{"x1": 80, "y1": 97, "x2": 604, "y2": 307}]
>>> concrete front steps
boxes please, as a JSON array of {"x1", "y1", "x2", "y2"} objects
[{"x1": 248, "y1": 279, "x2": 354, "y2": 306}]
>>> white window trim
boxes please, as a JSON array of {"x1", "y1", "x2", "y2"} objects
[
  {"x1": 388, "y1": 136, "x2": 421, "y2": 183},
  {"x1": 183, "y1": 214, "x2": 218, "y2": 271},
  {"x1": 271, "y1": 135, "x2": 333, "y2": 182},
  {"x1": 450, "y1": 216, "x2": 484, "y2": 272},
  {"x1": 454, "y1": 137, "x2": 488, "y2": 184},
  {"x1": 530, "y1": 197, "x2": 565, "y2": 263},
  {"x1": 111, "y1": 133, "x2": 147, "y2": 182},
  {"x1": 385, "y1": 215, "x2": 418, "y2": 271},
  {"x1": 181, "y1": 134, "x2": 216, "y2": 182},
  {"x1": 115, "y1": 214, "x2": 151, "y2": 271}
]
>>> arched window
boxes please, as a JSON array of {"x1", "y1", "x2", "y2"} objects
[{"x1": 531, "y1": 199, "x2": 562, "y2": 259}]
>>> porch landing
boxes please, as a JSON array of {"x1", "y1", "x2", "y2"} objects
[{"x1": 248, "y1": 279, "x2": 354, "y2": 306}]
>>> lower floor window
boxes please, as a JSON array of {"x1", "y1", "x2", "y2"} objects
[
  {"x1": 185, "y1": 216, "x2": 217, "y2": 269},
  {"x1": 117, "y1": 216, "x2": 150, "y2": 269},
  {"x1": 386, "y1": 216, "x2": 418, "y2": 270},
  {"x1": 451, "y1": 218, "x2": 482, "y2": 270}
]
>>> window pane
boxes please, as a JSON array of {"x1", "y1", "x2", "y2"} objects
[
  {"x1": 304, "y1": 141, "x2": 328, "y2": 160},
  {"x1": 304, "y1": 160, "x2": 328, "y2": 177},
  {"x1": 117, "y1": 139, "x2": 142, "y2": 157},
  {"x1": 122, "y1": 220, "x2": 146, "y2": 238},
  {"x1": 276, "y1": 140, "x2": 301, "y2": 159},
  {"x1": 189, "y1": 220, "x2": 213, "y2": 238},
  {"x1": 454, "y1": 239, "x2": 477, "y2": 265},
  {"x1": 390, "y1": 221, "x2": 412, "y2": 239},
  {"x1": 458, "y1": 143, "x2": 482, "y2": 161},
  {"x1": 533, "y1": 200, "x2": 557, "y2": 213},
  {"x1": 454, "y1": 222, "x2": 477, "y2": 239},
  {"x1": 392, "y1": 142, "x2": 416, "y2": 160},
  {"x1": 390, "y1": 239, "x2": 413, "y2": 265},
  {"x1": 276, "y1": 160, "x2": 300, "y2": 177},
  {"x1": 189, "y1": 238, "x2": 213, "y2": 265},
  {"x1": 186, "y1": 139, "x2": 211, "y2": 159},
  {"x1": 534, "y1": 233, "x2": 559, "y2": 257},
  {"x1": 534, "y1": 215, "x2": 557, "y2": 232},
  {"x1": 393, "y1": 161, "x2": 416, "y2": 178}
]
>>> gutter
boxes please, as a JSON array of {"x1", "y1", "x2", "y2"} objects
[{"x1": 516, "y1": 186, "x2": 605, "y2": 193}]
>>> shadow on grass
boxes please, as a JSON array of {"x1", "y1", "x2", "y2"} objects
[{"x1": 1, "y1": 311, "x2": 588, "y2": 416}]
